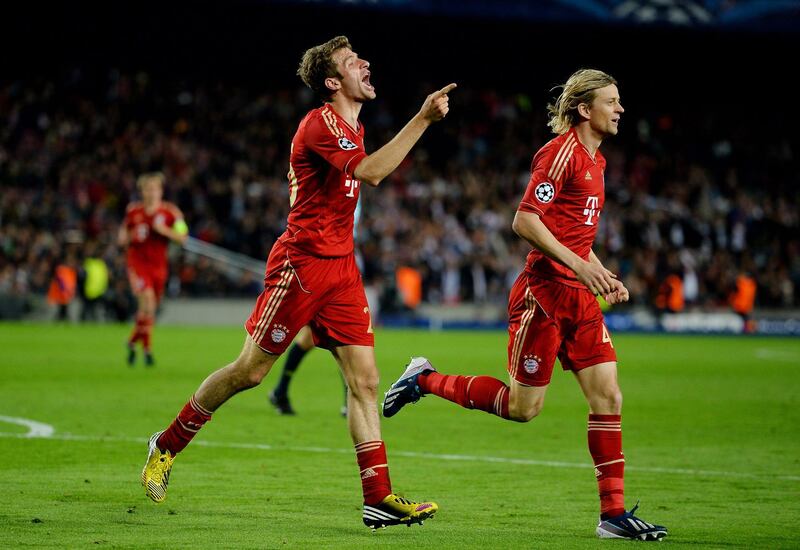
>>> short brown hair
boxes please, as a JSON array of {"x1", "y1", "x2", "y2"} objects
[
  {"x1": 297, "y1": 35, "x2": 352, "y2": 102},
  {"x1": 547, "y1": 69, "x2": 618, "y2": 135}
]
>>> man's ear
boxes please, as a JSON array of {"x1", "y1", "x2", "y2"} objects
[
  {"x1": 325, "y1": 77, "x2": 341, "y2": 94},
  {"x1": 577, "y1": 102, "x2": 591, "y2": 121}
]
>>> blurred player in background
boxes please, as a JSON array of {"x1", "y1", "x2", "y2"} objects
[
  {"x1": 118, "y1": 172, "x2": 188, "y2": 366},
  {"x1": 142, "y1": 36, "x2": 455, "y2": 530},
  {"x1": 383, "y1": 69, "x2": 668, "y2": 541}
]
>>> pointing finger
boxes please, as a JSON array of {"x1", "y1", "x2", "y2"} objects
[{"x1": 437, "y1": 83, "x2": 457, "y2": 96}]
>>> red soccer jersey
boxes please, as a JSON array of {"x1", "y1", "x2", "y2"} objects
[
  {"x1": 278, "y1": 104, "x2": 368, "y2": 257},
  {"x1": 124, "y1": 202, "x2": 180, "y2": 274},
  {"x1": 518, "y1": 128, "x2": 607, "y2": 287}
]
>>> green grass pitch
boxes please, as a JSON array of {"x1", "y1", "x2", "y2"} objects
[{"x1": 1, "y1": 323, "x2": 799, "y2": 548}]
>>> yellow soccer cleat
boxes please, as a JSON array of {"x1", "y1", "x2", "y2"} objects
[
  {"x1": 141, "y1": 431, "x2": 174, "y2": 503},
  {"x1": 362, "y1": 493, "x2": 439, "y2": 530}
]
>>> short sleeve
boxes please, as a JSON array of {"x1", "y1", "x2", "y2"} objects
[
  {"x1": 518, "y1": 135, "x2": 577, "y2": 217},
  {"x1": 305, "y1": 112, "x2": 368, "y2": 178}
]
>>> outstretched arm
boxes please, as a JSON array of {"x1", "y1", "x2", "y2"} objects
[
  {"x1": 512, "y1": 210, "x2": 618, "y2": 296},
  {"x1": 354, "y1": 83, "x2": 456, "y2": 186}
]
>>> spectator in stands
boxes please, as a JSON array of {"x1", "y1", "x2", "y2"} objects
[
  {"x1": 78, "y1": 241, "x2": 110, "y2": 321},
  {"x1": 47, "y1": 251, "x2": 78, "y2": 321},
  {"x1": 730, "y1": 269, "x2": 757, "y2": 333}
]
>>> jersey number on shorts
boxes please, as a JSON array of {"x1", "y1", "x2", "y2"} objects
[
  {"x1": 601, "y1": 324, "x2": 613, "y2": 347},
  {"x1": 365, "y1": 307, "x2": 374, "y2": 334}
]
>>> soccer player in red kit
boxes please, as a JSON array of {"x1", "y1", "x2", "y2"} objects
[
  {"x1": 118, "y1": 172, "x2": 188, "y2": 366},
  {"x1": 141, "y1": 36, "x2": 455, "y2": 530},
  {"x1": 384, "y1": 69, "x2": 668, "y2": 541}
]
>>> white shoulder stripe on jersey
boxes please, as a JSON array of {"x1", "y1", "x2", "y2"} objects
[
  {"x1": 547, "y1": 133, "x2": 575, "y2": 180},
  {"x1": 321, "y1": 107, "x2": 344, "y2": 138},
  {"x1": 553, "y1": 141, "x2": 577, "y2": 183}
]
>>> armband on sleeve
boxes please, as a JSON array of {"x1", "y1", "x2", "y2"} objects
[{"x1": 173, "y1": 219, "x2": 189, "y2": 235}]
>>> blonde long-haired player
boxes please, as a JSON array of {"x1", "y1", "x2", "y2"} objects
[
  {"x1": 118, "y1": 172, "x2": 188, "y2": 366},
  {"x1": 383, "y1": 69, "x2": 668, "y2": 541}
]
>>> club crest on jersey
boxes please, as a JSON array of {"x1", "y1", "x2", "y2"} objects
[
  {"x1": 338, "y1": 137, "x2": 358, "y2": 151},
  {"x1": 270, "y1": 324, "x2": 289, "y2": 343},
  {"x1": 523, "y1": 354, "x2": 542, "y2": 374},
  {"x1": 534, "y1": 182, "x2": 555, "y2": 203}
]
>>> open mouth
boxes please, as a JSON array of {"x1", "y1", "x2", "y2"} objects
[{"x1": 362, "y1": 73, "x2": 374, "y2": 91}]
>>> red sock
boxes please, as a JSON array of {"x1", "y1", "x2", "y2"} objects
[
  {"x1": 157, "y1": 395, "x2": 213, "y2": 454},
  {"x1": 355, "y1": 440, "x2": 392, "y2": 505},
  {"x1": 128, "y1": 315, "x2": 145, "y2": 345},
  {"x1": 141, "y1": 315, "x2": 154, "y2": 352},
  {"x1": 588, "y1": 414, "x2": 625, "y2": 519},
  {"x1": 418, "y1": 372, "x2": 510, "y2": 419}
]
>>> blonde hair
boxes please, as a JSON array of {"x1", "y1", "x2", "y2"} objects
[
  {"x1": 297, "y1": 36, "x2": 352, "y2": 102},
  {"x1": 547, "y1": 69, "x2": 617, "y2": 135},
  {"x1": 136, "y1": 172, "x2": 165, "y2": 190}
]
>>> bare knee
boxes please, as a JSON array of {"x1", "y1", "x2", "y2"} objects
[
  {"x1": 610, "y1": 390, "x2": 623, "y2": 412},
  {"x1": 242, "y1": 369, "x2": 266, "y2": 389},
  {"x1": 608, "y1": 389, "x2": 623, "y2": 413},
  {"x1": 232, "y1": 353, "x2": 274, "y2": 390},
  {"x1": 508, "y1": 398, "x2": 544, "y2": 423},
  {"x1": 591, "y1": 388, "x2": 623, "y2": 415},
  {"x1": 227, "y1": 367, "x2": 262, "y2": 391},
  {"x1": 347, "y1": 371, "x2": 379, "y2": 401}
]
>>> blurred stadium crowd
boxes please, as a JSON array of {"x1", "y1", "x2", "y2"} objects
[{"x1": 1, "y1": 70, "x2": 797, "y2": 320}]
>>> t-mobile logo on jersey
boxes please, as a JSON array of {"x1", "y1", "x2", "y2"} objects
[
  {"x1": 583, "y1": 196, "x2": 599, "y2": 225},
  {"x1": 345, "y1": 178, "x2": 360, "y2": 198}
]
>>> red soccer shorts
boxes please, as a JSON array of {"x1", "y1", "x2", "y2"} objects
[
  {"x1": 127, "y1": 265, "x2": 167, "y2": 301},
  {"x1": 245, "y1": 241, "x2": 374, "y2": 354},
  {"x1": 506, "y1": 271, "x2": 617, "y2": 386}
]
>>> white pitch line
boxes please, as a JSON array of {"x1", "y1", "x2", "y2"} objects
[
  {"x1": 1, "y1": 430, "x2": 798, "y2": 482},
  {"x1": 754, "y1": 348, "x2": 799, "y2": 362},
  {"x1": 0, "y1": 415, "x2": 54, "y2": 437}
]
